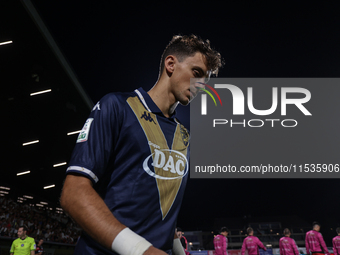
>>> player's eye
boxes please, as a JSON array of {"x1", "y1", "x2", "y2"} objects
[{"x1": 193, "y1": 69, "x2": 202, "y2": 77}]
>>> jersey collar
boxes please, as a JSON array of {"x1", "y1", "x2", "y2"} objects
[{"x1": 135, "y1": 87, "x2": 177, "y2": 119}]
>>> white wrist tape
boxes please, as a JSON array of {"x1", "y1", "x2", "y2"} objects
[
  {"x1": 172, "y1": 238, "x2": 186, "y2": 255},
  {"x1": 111, "y1": 228, "x2": 152, "y2": 255}
]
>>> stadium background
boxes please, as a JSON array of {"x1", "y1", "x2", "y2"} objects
[{"x1": 2, "y1": 0, "x2": 340, "y2": 254}]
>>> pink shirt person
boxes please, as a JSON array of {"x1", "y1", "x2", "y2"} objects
[
  {"x1": 214, "y1": 227, "x2": 229, "y2": 255},
  {"x1": 305, "y1": 224, "x2": 330, "y2": 255},
  {"x1": 332, "y1": 228, "x2": 340, "y2": 255},
  {"x1": 241, "y1": 228, "x2": 266, "y2": 255},
  {"x1": 279, "y1": 236, "x2": 299, "y2": 255}
]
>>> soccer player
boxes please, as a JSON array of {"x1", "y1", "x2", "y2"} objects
[
  {"x1": 305, "y1": 222, "x2": 330, "y2": 255},
  {"x1": 60, "y1": 34, "x2": 223, "y2": 255},
  {"x1": 332, "y1": 227, "x2": 340, "y2": 255},
  {"x1": 214, "y1": 227, "x2": 229, "y2": 255},
  {"x1": 279, "y1": 228, "x2": 299, "y2": 255},
  {"x1": 10, "y1": 225, "x2": 36, "y2": 255},
  {"x1": 176, "y1": 227, "x2": 190, "y2": 255},
  {"x1": 35, "y1": 239, "x2": 44, "y2": 254},
  {"x1": 241, "y1": 227, "x2": 266, "y2": 255}
]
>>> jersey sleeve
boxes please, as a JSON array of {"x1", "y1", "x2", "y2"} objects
[
  {"x1": 257, "y1": 237, "x2": 266, "y2": 251},
  {"x1": 66, "y1": 93, "x2": 122, "y2": 183},
  {"x1": 10, "y1": 241, "x2": 14, "y2": 253},
  {"x1": 241, "y1": 239, "x2": 246, "y2": 255},
  {"x1": 292, "y1": 239, "x2": 299, "y2": 255},
  {"x1": 305, "y1": 233, "x2": 310, "y2": 254},
  {"x1": 31, "y1": 239, "x2": 36, "y2": 250},
  {"x1": 318, "y1": 233, "x2": 329, "y2": 255},
  {"x1": 333, "y1": 238, "x2": 337, "y2": 255}
]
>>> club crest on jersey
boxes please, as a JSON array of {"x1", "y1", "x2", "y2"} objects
[
  {"x1": 141, "y1": 111, "x2": 156, "y2": 124},
  {"x1": 179, "y1": 125, "x2": 189, "y2": 146}
]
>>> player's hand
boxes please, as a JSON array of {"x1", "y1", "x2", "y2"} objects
[{"x1": 143, "y1": 246, "x2": 168, "y2": 255}]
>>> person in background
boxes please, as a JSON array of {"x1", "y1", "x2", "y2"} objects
[
  {"x1": 214, "y1": 227, "x2": 229, "y2": 255},
  {"x1": 305, "y1": 222, "x2": 329, "y2": 255},
  {"x1": 241, "y1": 227, "x2": 266, "y2": 255},
  {"x1": 332, "y1": 227, "x2": 340, "y2": 255},
  {"x1": 279, "y1": 228, "x2": 299, "y2": 255},
  {"x1": 35, "y1": 239, "x2": 44, "y2": 254},
  {"x1": 10, "y1": 225, "x2": 36, "y2": 255}
]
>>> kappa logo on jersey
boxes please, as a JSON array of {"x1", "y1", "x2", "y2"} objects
[
  {"x1": 77, "y1": 118, "x2": 94, "y2": 143},
  {"x1": 143, "y1": 149, "x2": 188, "y2": 179},
  {"x1": 141, "y1": 111, "x2": 156, "y2": 124},
  {"x1": 92, "y1": 102, "x2": 100, "y2": 111}
]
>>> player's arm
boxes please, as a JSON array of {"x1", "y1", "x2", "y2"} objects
[
  {"x1": 305, "y1": 234, "x2": 310, "y2": 254},
  {"x1": 61, "y1": 174, "x2": 166, "y2": 255},
  {"x1": 172, "y1": 229, "x2": 185, "y2": 255},
  {"x1": 292, "y1": 239, "x2": 299, "y2": 255},
  {"x1": 257, "y1": 238, "x2": 266, "y2": 251},
  {"x1": 333, "y1": 239, "x2": 337, "y2": 255},
  {"x1": 10, "y1": 241, "x2": 14, "y2": 255},
  {"x1": 318, "y1": 234, "x2": 329, "y2": 255},
  {"x1": 279, "y1": 239, "x2": 283, "y2": 255},
  {"x1": 241, "y1": 239, "x2": 246, "y2": 255}
]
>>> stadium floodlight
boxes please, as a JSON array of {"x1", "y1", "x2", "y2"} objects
[
  {"x1": 17, "y1": 170, "x2": 30, "y2": 176},
  {"x1": 43, "y1": 184, "x2": 55, "y2": 189},
  {"x1": 22, "y1": 140, "x2": 39, "y2": 146},
  {"x1": 53, "y1": 162, "x2": 67, "y2": 167},
  {"x1": 0, "y1": 191, "x2": 9, "y2": 194},
  {"x1": 40, "y1": 201, "x2": 48, "y2": 205},
  {"x1": 30, "y1": 89, "x2": 52, "y2": 96},
  {"x1": 0, "y1": 186, "x2": 10, "y2": 190},
  {"x1": 36, "y1": 204, "x2": 44, "y2": 207},
  {"x1": 67, "y1": 130, "x2": 81, "y2": 136},
  {"x1": 0, "y1": 40, "x2": 13, "y2": 46},
  {"x1": 23, "y1": 195, "x2": 33, "y2": 199}
]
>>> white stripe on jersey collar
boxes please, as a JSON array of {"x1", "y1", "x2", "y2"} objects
[{"x1": 135, "y1": 89, "x2": 152, "y2": 112}]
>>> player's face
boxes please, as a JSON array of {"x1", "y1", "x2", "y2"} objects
[
  {"x1": 170, "y1": 52, "x2": 209, "y2": 106},
  {"x1": 17, "y1": 228, "x2": 25, "y2": 239},
  {"x1": 222, "y1": 231, "x2": 228, "y2": 237}
]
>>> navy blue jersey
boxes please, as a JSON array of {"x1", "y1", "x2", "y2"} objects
[{"x1": 67, "y1": 88, "x2": 190, "y2": 254}]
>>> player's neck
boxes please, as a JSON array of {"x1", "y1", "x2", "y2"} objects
[
  {"x1": 20, "y1": 235, "x2": 27, "y2": 240},
  {"x1": 148, "y1": 78, "x2": 177, "y2": 118}
]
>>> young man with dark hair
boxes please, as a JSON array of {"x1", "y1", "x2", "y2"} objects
[
  {"x1": 332, "y1": 227, "x2": 340, "y2": 255},
  {"x1": 279, "y1": 228, "x2": 299, "y2": 255},
  {"x1": 214, "y1": 227, "x2": 229, "y2": 255},
  {"x1": 10, "y1": 225, "x2": 36, "y2": 255},
  {"x1": 60, "y1": 35, "x2": 223, "y2": 255},
  {"x1": 241, "y1": 227, "x2": 266, "y2": 255},
  {"x1": 305, "y1": 222, "x2": 330, "y2": 255}
]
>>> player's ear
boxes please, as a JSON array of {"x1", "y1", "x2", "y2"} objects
[{"x1": 164, "y1": 55, "x2": 176, "y2": 76}]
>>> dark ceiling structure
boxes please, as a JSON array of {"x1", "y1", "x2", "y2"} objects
[{"x1": 2, "y1": 0, "x2": 93, "y2": 209}]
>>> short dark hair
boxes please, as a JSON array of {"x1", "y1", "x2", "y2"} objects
[
  {"x1": 18, "y1": 225, "x2": 28, "y2": 232},
  {"x1": 220, "y1": 227, "x2": 229, "y2": 233},
  {"x1": 247, "y1": 227, "x2": 253, "y2": 234},
  {"x1": 283, "y1": 228, "x2": 291, "y2": 235},
  {"x1": 336, "y1": 227, "x2": 340, "y2": 234},
  {"x1": 160, "y1": 34, "x2": 223, "y2": 76},
  {"x1": 313, "y1": 221, "x2": 320, "y2": 228}
]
